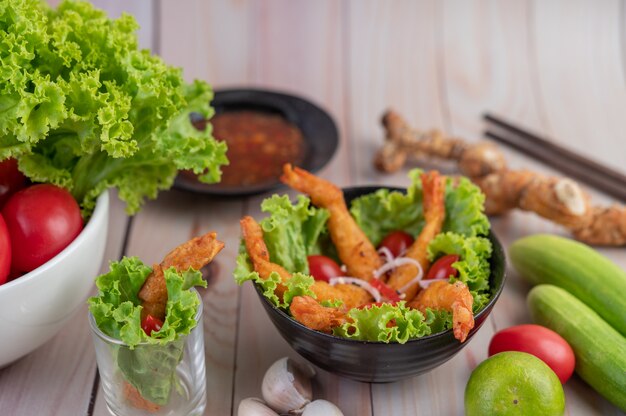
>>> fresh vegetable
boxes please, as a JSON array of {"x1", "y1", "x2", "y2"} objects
[
  {"x1": 489, "y1": 324, "x2": 575, "y2": 384},
  {"x1": 528, "y1": 284, "x2": 626, "y2": 411},
  {"x1": 307, "y1": 255, "x2": 342, "y2": 283},
  {"x1": 234, "y1": 169, "x2": 491, "y2": 343},
  {"x1": 0, "y1": 0, "x2": 227, "y2": 216},
  {"x1": 426, "y1": 254, "x2": 460, "y2": 280},
  {"x1": 2, "y1": 184, "x2": 82, "y2": 273},
  {"x1": 378, "y1": 230, "x2": 414, "y2": 257},
  {"x1": 141, "y1": 315, "x2": 164, "y2": 336},
  {"x1": 0, "y1": 214, "x2": 10, "y2": 284},
  {"x1": 510, "y1": 234, "x2": 626, "y2": 336},
  {"x1": 88, "y1": 257, "x2": 208, "y2": 405},
  {"x1": 0, "y1": 159, "x2": 27, "y2": 208},
  {"x1": 464, "y1": 351, "x2": 565, "y2": 416}
]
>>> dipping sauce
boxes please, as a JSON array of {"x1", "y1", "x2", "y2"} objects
[{"x1": 204, "y1": 111, "x2": 305, "y2": 188}]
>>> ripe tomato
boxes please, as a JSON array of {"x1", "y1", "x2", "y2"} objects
[
  {"x1": 0, "y1": 158, "x2": 27, "y2": 208},
  {"x1": 141, "y1": 314, "x2": 164, "y2": 336},
  {"x1": 378, "y1": 230, "x2": 414, "y2": 257},
  {"x1": 426, "y1": 254, "x2": 460, "y2": 280},
  {"x1": 368, "y1": 278, "x2": 401, "y2": 302},
  {"x1": 2, "y1": 184, "x2": 83, "y2": 273},
  {"x1": 307, "y1": 255, "x2": 342, "y2": 283},
  {"x1": 489, "y1": 324, "x2": 575, "y2": 384},
  {"x1": 0, "y1": 214, "x2": 11, "y2": 285}
]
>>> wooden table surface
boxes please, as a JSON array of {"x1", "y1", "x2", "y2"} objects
[{"x1": 2, "y1": 1, "x2": 625, "y2": 415}]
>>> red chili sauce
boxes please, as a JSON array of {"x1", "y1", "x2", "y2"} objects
[{"x1": 210, "y1": 111, "x2": 305, "y2": 187}]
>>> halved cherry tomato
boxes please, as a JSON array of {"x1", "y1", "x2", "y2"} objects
[
  {"x1": 489, "y1": 324, "x2": 575, "y2": 384},
  {"x1": 378, "y1": 230, "x2": 414, "y2": 258},
  {"x1": 2, "y1": 184, "x2": 83, "y2": 273},
  {"x1": 307, "y1": 255, "x2": 342, "y2": 283},
  {"x1": 0, "y1": 159, "x2": 27, "y2": 209},
  {"x1": 426, "y1": 254, "x2": 460, "y2": 280},
  {"x1": 0, "y1": 214, "x2": 10, "y2": 285},
  {"x1": 368, "y1": 278, "x2": 401, "y2": 302},
  {"x1": 141, "y1": 314, "x2": 164, "y2": 336}
]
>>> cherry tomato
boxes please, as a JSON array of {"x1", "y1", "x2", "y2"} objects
[
  {"x1": 368, "y1": 278, "x2": 401, "y2": 302},
  {"x1": 0, "y1": 214, "x2": 10, "y2": 285},
  {"x1": 307, "y1": 255, "x2": 342, "y2": 283},
  {"x1": 489, "y1": 324, "x2": 575, "y2": 384},
  {"x1": 2, "y1": 184, "x2": 83, "y2": 273},
  {"x1": 426, "y1": 254, "x2": 460, "y2": 280},
  {"x1": 0, "y1": 159, "x2": 27, "y2": 208},
  {"x1": 378, "y1": 230, "x2": 414, "y2": 258},
  {"x1": 141, "y1": 314, "x2": 164, "y2": 336}
]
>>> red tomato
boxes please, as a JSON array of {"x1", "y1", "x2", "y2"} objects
[
  {"x1": 489, "y1": 324, "x2": 575, "y2": 384},
  {"x1": 307, "y1": 255, "x2": 342, "y2": 283},
  {"x1": 0, "y1": 214, "x2": 10, "y2": 285},
  {"x1": 426, "y1": 254, "x2": 460, "y2": 280},
  {"x1": 378, "y1": 230, "x2": 414, "y2": 258},
  {"x1": 2, "y1": 184, "x2": 83, "y2": 273},
  {"x1": 0, "y1": 159, "x2": 27, "y2": 208},
  {"x1": 141, "y1": 314, "x2": 163, "y2": 336},
  {"x1": 368, "y1": 278, "x2": 401, "y2": 302}
]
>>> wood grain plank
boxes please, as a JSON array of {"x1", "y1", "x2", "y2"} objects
[{"x1": 0, "y1": 191, "x2": 128, "y2": 416}]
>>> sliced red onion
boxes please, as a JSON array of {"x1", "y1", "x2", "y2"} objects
[
  {"x1": 329, "y1": 277, "x2": 382, "y2": 303},
  {"x1": 373, "y1": 257, "x2": 422, "y2": 279},
  {"x1": 397, "y1": 262, "x2": 425, "y2": 293},
  {"x1": 418, "y1": 278, "x2": 441, "y2": 289},
  {"x1": 377, "y1": 246, "x2": 395, "y2": 263}
]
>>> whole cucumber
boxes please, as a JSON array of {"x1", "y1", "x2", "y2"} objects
[
  {"x1": 510, "y1": 234, "x2": 626, "y2": 336},
  {"x1": 528, "y1": 285, "x2": 626, "y2": 411}
]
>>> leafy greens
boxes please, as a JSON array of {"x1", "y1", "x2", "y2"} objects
[{"x1": 0, "y1": 0, "x2": 228, "y2": 215}]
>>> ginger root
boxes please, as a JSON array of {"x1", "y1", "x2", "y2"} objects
[{"x1": 375, "y1": 109, "x2": 626, "y2": 246}]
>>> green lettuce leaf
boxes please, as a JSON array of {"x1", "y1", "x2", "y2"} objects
[
  {"x1": 259, "y1": 195, "x2": 329, "y2": 274},
  {"x1": 0, "y1": 0, "x2": 227, "y2": 215},
  {"x1": 427, "y1": 232, "x2": 493, "y2": 311},
  {"x1": 88, "y1": 257, "x2": 207, "y2": 405},
  {"x1": 333, "y1": 302, "x2": 431, "y2": 343}
]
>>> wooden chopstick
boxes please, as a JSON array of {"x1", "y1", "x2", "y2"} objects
[{"x1": 483, "y1": 113, "x2": 626, "y2": 202}]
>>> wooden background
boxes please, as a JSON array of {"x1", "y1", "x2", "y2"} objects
[{"x1": 1, "y1": 1, "x2": 625, "y2": 415}]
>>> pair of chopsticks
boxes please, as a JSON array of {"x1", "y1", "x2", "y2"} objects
[{"x1": 483, "y1": 114, "x2": 626, "y2": 202}]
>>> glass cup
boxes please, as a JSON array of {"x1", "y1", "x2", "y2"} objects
[{"x1": 89, "y1": 290, "x2": 206, "y2": 416}]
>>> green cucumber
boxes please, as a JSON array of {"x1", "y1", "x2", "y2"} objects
[
  {"x1": 528, "y1": 285, "x2": 626, "y2": 411},
  {"x1": 510, "y1": 234, "x2": 626, "y2": 336}
]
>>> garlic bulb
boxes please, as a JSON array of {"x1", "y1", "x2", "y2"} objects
[
  {"x1": 261, "y1": 357, "x2": 315, "y2": 413},
  {"x1": 302, "y1": 400, "x2": 344, "y2": 416},
  {"x1": 237, "y1": 397, "x2": 279, "y2": 416}
]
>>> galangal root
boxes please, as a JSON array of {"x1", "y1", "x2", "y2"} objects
[{"x1": 375, "y1": 109, "x2": 626, "y2": 246}]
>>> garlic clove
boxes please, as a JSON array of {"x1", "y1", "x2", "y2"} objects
[
  {"x1": 262, "y1": 357, "x2": 314, "y2": 413},
  {"x1": 238, "y1": 397, "x2": 280, "y2": 416},
  {"x1": 301, "y1": 400, "x2": 344, "y2": 416}
]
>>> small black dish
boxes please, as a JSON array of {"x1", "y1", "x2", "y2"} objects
[
  {"x1": 254, "y1": 186, "x2": 506, "y2": 383},
  {"x1": 174, "y1": 88, "x2": 339, "y2": 196}
]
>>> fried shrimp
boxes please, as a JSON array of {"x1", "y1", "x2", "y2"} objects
[
  {"x1": 290, "y1": 295, "x2": 348, "y2": 333},
  {"x1": 138, "y1": 232, "x2": 225, "y2": 321},
  {"x1": 387, "y1": 171, "x2": 446, "y2": 301},
  {"x1": 408, "y1": 280, "x2": 474, "y2": 342},
  {"x1": 281, "y1": 164, "x2": 382, "y2": 280},
  {"x1": 240, "y1": 215, "x2": 372, "y2": 309}
]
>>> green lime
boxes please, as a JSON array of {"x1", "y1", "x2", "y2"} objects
[{"x1": 465, "y1": 351, "x2": 565, "y2": 416}]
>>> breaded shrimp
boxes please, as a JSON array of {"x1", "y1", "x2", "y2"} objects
[
  {"x1": 290, "y1": 295, "x2": 348, "y2": 333},
  {"x1": 240, "y1": 216, "x2": 371, "y2": 309},
  {"x1": 387, "y1": 171, "x2": 446, "y2": 302},
  {"x1": 139, "y1": 232, "x2": 225, "y2": 320},
  {"x1": 408, "y1": 280, "x2": 474, "y2": 342},
  {"x1": 281, "y1": 164, "x2": 382, "y2": 280}
]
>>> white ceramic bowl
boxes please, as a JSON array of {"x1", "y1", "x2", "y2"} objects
[{"x1": 0, "y1": 191, "x2": 109, "y2": 367}]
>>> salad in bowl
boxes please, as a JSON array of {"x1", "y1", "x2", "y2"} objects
[{"x1": 235, "y1": 164, "x2": 495, "y2": 345}]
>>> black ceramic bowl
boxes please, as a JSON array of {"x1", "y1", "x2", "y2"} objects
[
  {"x1": 174, "y1": 88, "x2": 339, "y2": 196},
  {"x1": 254, "y1": 186, "x2": 506, "y2": 383}
]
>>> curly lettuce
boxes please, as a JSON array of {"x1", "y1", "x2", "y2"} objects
[
  {"x1": 428, "y1": 232, "x2": 493, "y2": 311},
  {"x1": 88, "y1": 257, "x2": 207, "y2": 405},
  {"x1": 0, "y1": 0, "x2": 227, "y2": 215}
]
